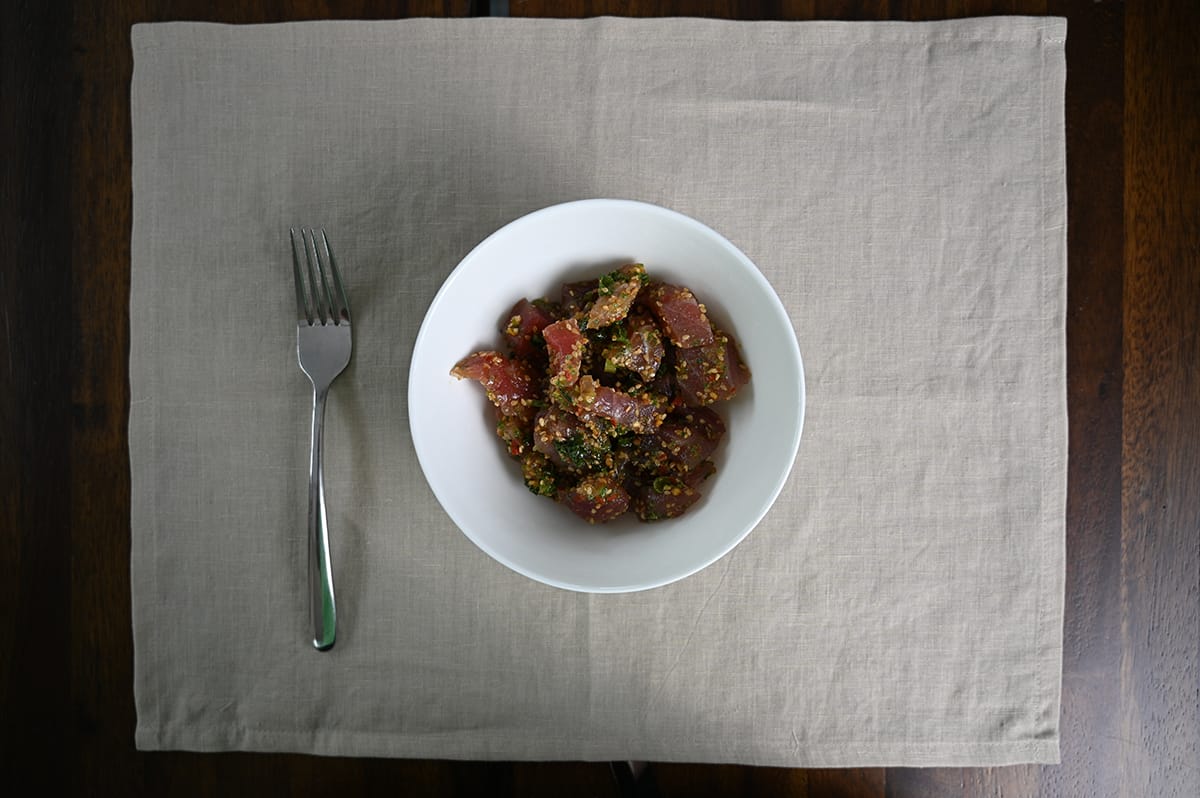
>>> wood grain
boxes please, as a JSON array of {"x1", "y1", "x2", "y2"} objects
[
  {"x1": 1, "y1": 0, "x2": 73, "y2": 792},
  {"x1": 69, "y1": 2, "x2": 136, "y2": 791},
  {"x1": 1121, "y1": 2, "x2": 1200, "y2": 797},
  {"x1": 1039, "y1": 2, "x2": 1127, "y2": 797},
  {"x1": 2, "y1": 0, "x2": 1196, "y2": 795}
]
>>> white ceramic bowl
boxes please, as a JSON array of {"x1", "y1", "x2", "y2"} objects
[{"x1": 409, "y1": 199, "x2": 804, "y2": 592}]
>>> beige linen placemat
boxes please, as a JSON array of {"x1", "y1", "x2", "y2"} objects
[{"x1": 130, "y1": 17, "x2": 1066, "y2": 766}]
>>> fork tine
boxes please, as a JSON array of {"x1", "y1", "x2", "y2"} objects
[
  {"x1": 302, "y1": 228, "x2": 329, "y2": 324},
  {"x1": 290, "y1": 227, "x2": 313, "y2": 324},
  {"x1": 319, "y1": 229, "x2": 351, "y2": 324}
]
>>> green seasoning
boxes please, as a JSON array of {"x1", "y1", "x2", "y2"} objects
[{"x1": 553, "y1": 432, "x2": 609, "y2": 471}]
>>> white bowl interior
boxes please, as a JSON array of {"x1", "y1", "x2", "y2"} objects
[{"x1": 409, "y1": 199, "x2": 804, "y2": 592}]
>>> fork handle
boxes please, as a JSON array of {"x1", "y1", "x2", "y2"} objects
[{"x1": 308, "y1": 387, "x2": 337, "y2": 651}]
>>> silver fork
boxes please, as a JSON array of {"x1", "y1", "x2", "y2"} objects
[{"x1": 290, "y1": 227, "x2": 352, "y2": 651}]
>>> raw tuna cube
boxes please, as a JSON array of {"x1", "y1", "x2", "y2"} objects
[
  {"x1": 451, "y1": 351, "x2": 538, "y2": 416},
  {"x1": 586, "y1": 263, "x2": 646, "y2": 329},
  {"x1": 562, "y1": 473, "x2": 630, "y2": 523},
  {"x1": 603, "y1": 309, "x2": 665, "y2": 382},
  {"x1": 682, "y1": 459, "x2": 717, "y2": 487},
  {"x1": 638, "y1": 281, "x2": 715, "y2": 348},
  {"x1": 632, "y1": 475, "x2": 703, "y2": 521},
  {"x1": 572, "y1": 375, "x2": 665, "y2": 434},
  {"x1": 650, "y1": 408, "x2": 726, "y2": 474},
  {"x1": 543, "y1": 318, "x2": 588, "y2": 387},
  {"x1": 502, "y1": 298, "x2": 557, "y2": 360},
  {"x1": 532, "y1": 406, "x2": 611, "y2": 472},
  {"x1": 673, "y1": 330, "x2": 751, "y2": 406}
]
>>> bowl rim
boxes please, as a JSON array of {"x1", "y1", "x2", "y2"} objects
[{"x1": 408, "y1": 198, "x2": 806, "y2": 592}]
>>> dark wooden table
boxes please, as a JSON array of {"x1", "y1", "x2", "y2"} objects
[{"x1": 3, "y1": 1, "x2": 1196, "y2": 795}]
